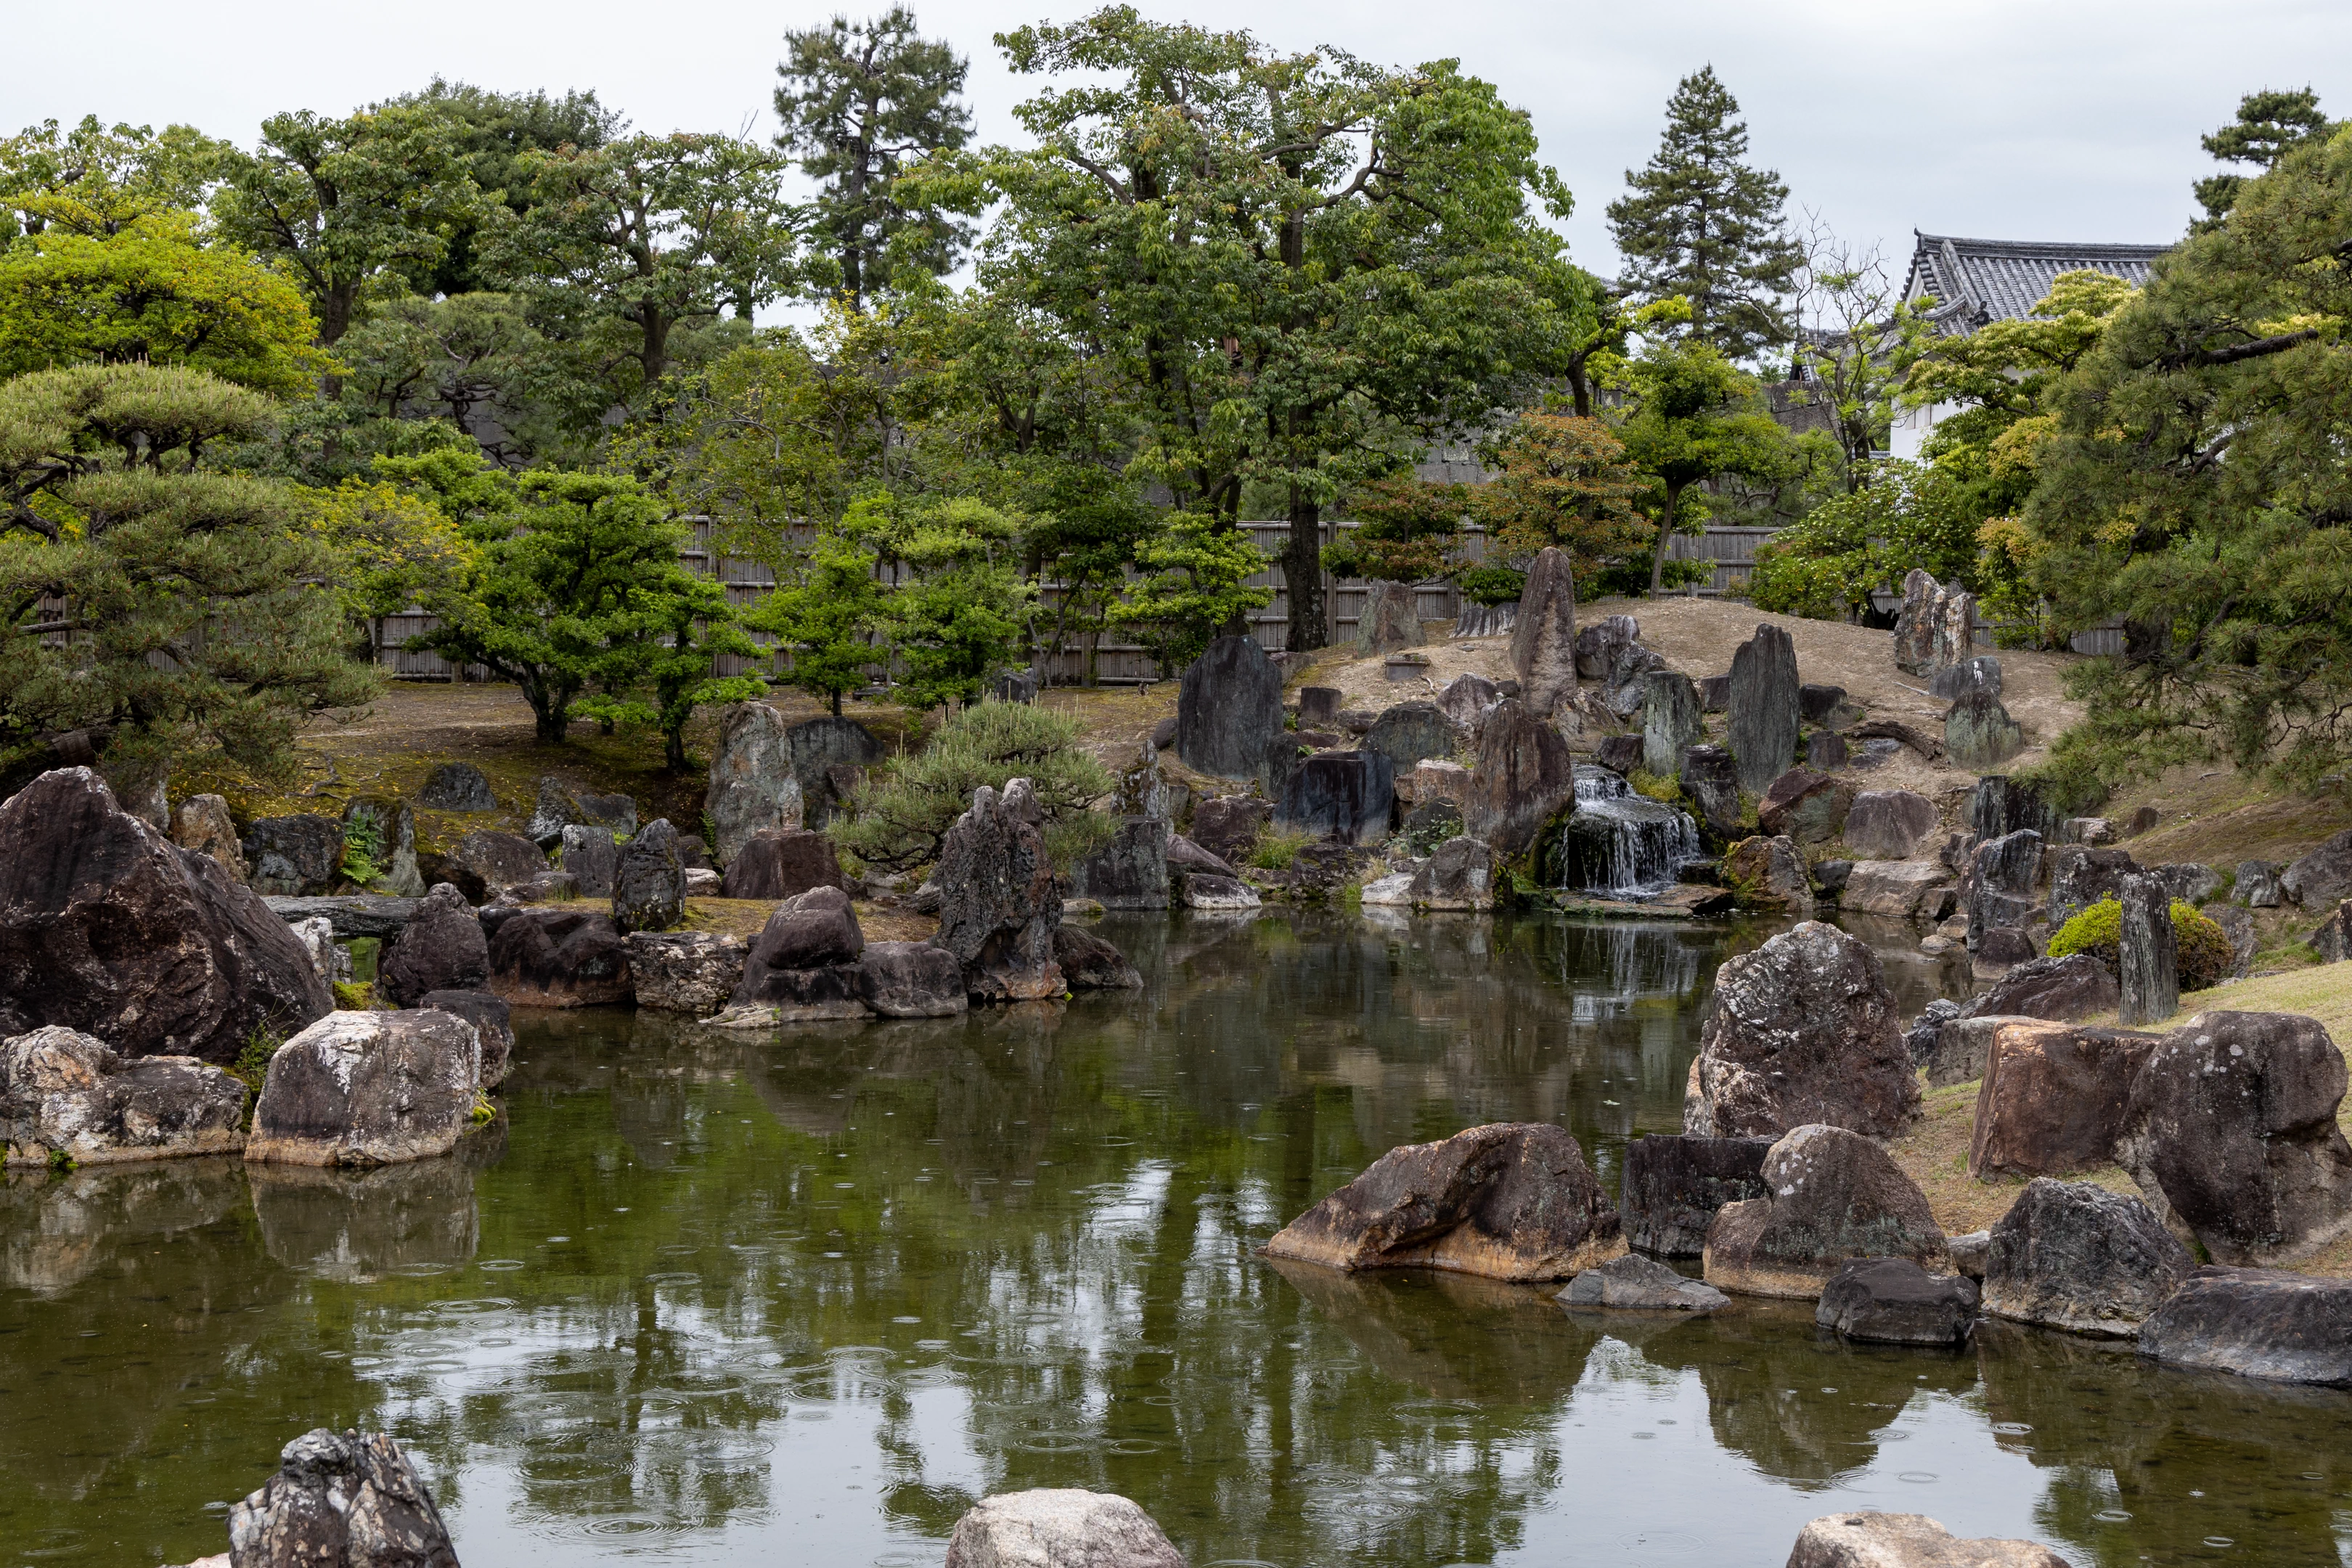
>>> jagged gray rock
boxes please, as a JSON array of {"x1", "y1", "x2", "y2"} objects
[
  {"x1": 1, "y1": 1026, "x2": 247, "y2": 1166},
  {"x1": 227, "y1": 1428, "x2": 459, "y2": 1568},
  {"x1": 1726, "y1": 623, "x2": 1800, "y2": 793},
  {"x1": 1945, "y1": 689, "x2": 2025, "y2": 770},
  {"x1": 704, "y1": 703, "x2": 805, "y2": 867},
  {"x1": 1177, "y1": 634, "x2": 1287, "y2": 788},
  {"x1": 1508, "y1": 547, "x2": 1579, "y2": 714},
  {"x1": 934, "y1": 781, "x2": 1064, "y2": 1000},
  {"x1": 1982, "y1": 1177, "x2": 2193, "y2": 1336},
  {"x1": 1685, "y1": 921, "x2": 1918, "y2": 1140},
  {"x1": 611, "y1": 820, "x2": 687, "y2": 935},
  {"x1": 416, "y1": 761, "x2": 497, "y2": 812},
  {"x1": 1640, "y1": 669, "x2": 1702, "y2": 777},
  {"x1": 1560, "y1": 1252, "x2": 1728, "y2": 1310}
]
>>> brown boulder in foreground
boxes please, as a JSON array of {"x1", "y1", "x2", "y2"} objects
[
  {"x1": 1967, "y1": 1020, "x2": 2159, "y2": 1179},
  {"x1": 1262, "y1": 1122, "x2": 1624, "y2": 1283},
  {"x1": 1703, "y1": 1124, "x2": 1948, "y2": 1299}
]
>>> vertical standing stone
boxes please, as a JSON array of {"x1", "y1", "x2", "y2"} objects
[
  {"x1": 1176, "y1": 634, "x2": 1286, "y2": 786},
  {"x1": 1727, "y1": 624, "x2": 1800, "y2": 795},
  {"x1": 612, "y1": 820, "x2": 687, "y2": 934},
  {"x1": 1932, "y1": 586, "x2": 1979, "y2": 671},
  {"x1": 1678, "y1": 745, "x2": 1742, "y2": 846},
  {"x1": 1945, "y1": 689, "x2": 2025, "y2": 769},
  {"x1": 705, "y1": 703, "x2": 804, "y2": 865},
  {"x1": 1892, "y1": 568, "x2": 1940, "y2": 674},
  {"x1": 2118, "y1": 873, "x2": 2178, "y2": 1026},
  {"x1": 1969, "y1": 776, "x2": 2059, "y2": 844},
  {"x1": 1508, "y1": 547, "x2": 1579, "y2": 716},
  {"x1": 1640, "y1": 669, "x2": 1702, "y2": 778},
  {"x1": 1355, "y1": 581, "x2": 1425, "y2": 655},
  {"x1": 1967, "y1": 829, "x2": 2043, "y2": 952}
]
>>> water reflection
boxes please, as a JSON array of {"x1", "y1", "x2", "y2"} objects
[{"x1": 1, "y1": 910, "x2": 2347, "y2": 1568}]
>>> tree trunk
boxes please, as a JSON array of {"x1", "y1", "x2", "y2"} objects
[
  {"x1": 1649, "y1": 481, "x2": 1686, "y2": 597},
  {"x1": 640, "y1": 309, "x2": 673, "y2": 387},
  {"x1": 830, "y1": 688, "x2": 843, "y2": 717},
  {"x1": 664, "y1": 725, "x2": 687, "y2": 772},
  {"x1": 1284, "y1": 490, "x2": 1326, "y2": 653}
]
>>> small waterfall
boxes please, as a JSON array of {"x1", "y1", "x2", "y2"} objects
[{"x1": 1556, "y1": 766, "x2": 1704, "y2": 898}]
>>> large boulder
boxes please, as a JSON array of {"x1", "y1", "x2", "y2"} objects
[
  {"x1": 0, "y1": 769, "x2": 331, "y2": 1064},
  {"x1": 1572, "y1": 612, "x2": 1639, "y2": 680},
  {"x1": 624, "y1": 932, "x2": 747, "y2": 1016},
  {"x1": 244, "y1": 814, "x2": 345, "y2": 896},
  {"x1": 1355, "y1": 579, "x2": 1424, "y2": 655},
  {"x1": 1678, "y1": 744, "x2": 1742, "y2": 846},
  {"x1": 1461, "y1": 699, "x2": 1577, "y2": 856},
  {"x1": 1757, "y1": 767, "x2": 1850, "y2": 844},
  {"x1": 1, "y1": 1026, "x2": 246, "y2": 1166},
  {"x1": 704, "y1": 703, "x2": 805, "y2": 867},
  {"x1": 1262, "y1": 1122, "x2": 1624, "y2": 1282},
  {"x1": 1702, "y1": 1124, "x2": 1949, "y2": 1299},
  {"x1": 1640, "y1": 669, "x2": 1703, "y2": 778},
  {"x1": 2047, "y1": 844, "x2": 2137, "y2": 928},
  {"x1": 1964, "y1": 829, "x2": 2042, "y2": 955},
  {"x1": 1189, "y1": 796, "x2": 1270, "y2": 866},
  {"x1": 1981, "y1": 1177, "x2": 2194, "y2": 1336},
  {"x1": 1840, "y1": 861, "x2": 1950, "y2": 920},
  {"x1": 1967, "y1": 1020, "x2": 2159, "y2": 1179},
  {"x1": 720, "y1": 886, "x2": 870, "y2": 1022},
  {"x1": 450, "y1": 830, "x2": 545, "y2": 896},
  {"x1": 1723, "y1": 834, "x2": 1810, "y2": 910},
  {"x1": 486, "y1": 910, "x2": 632, "y2": 1007},
  {"x1": 171, "y1": 793, "x2": 244, "y2": 883},
  {"x1": 1053, "y1": 925, "x2": 1143, "y2": 989},
  {"x1": 1068, "y1": 817, "x2": 1171, "y2": 910},
  {"x1": 934, "y1": 782, "x2": 1065, "y2": 1001},
  {"x1": 1959, "y1": 953, "x2": 2118, "y2": 1023},
  {"x1": 1176, "y1": 634, "x2": 1286, "y2": 787},
  {"x1": 1407, "y1": 836, "x2": 1495, "y2": 911},
  {"x1": 1275, "y1": 751, "x2": 1395, "y2": 846},
  {"x1": 2115, "y1": 1010, "x2": 2352, "y2": 1265},
  {"x1": 245, "y1": 1009, "x2": 481, "y2": 1167},
  {"x1": 2281, "y1": 828, "x2": 2352, "y2": 907},
  {"x1": 721, "y1": 827, "x2": 850, "y2": 902},
  {"x1": 856, "y1": 942, "x2": 969, "y2": 1018},
  {"x1": 414, "y1": 990, "x2": 512, "y2": 1089},
  {"x1": 1434, "y1": 671, "x2": 1500, "y2": 738},
  {"x1": 944, "y1": 1490, "x2": 1183, "y2": 1568},
  {"x1": 1559, "y1": 1252, "x2": 1728, "y2": 1311},
  {"x1": 1619, "y1": 1133, "x2": 1772, "y2": 1257},
  {"x1": 2137, "y1": 1267, "x2": 2352, "y2": 1386},
  {"x1": 416, "y1": 761, "x2": 497, "y2": 812},
  {"x1": 1362, "y1": 701, "x2": 1454, "y2": 775},
  {"x1": 785, "y1": 716, "x2": 886, "y2": 827},
  {"x1": 1787, "y1": 1512, "x2": 2067, "y2": 1568},
  {"x1": 2237, "y1": 857, "x2": 2284, "y2": 907},
  {"x1": 340, "y1": 796, "x2": 422, "y2": 897},
  {"x1": 1507, "y1": 547, "x2": 1580, "y2": 714},
  {"x1": 1815, "y1": 1257, "x2": 1978, "y2": 1346},
  {"x1": 1726, "y1": 623, "x2": 1800, "y2": 793},
  {"x1": 1685, "y1": 921, "x2": 1919, "y2": 1140},
  {"x1": 611, "y1": 819, "x2": 687, "y2": 934},
  {"x1": 226, "y1": 1428, "x2": 458, "y2": 1568},
  {"x1": 1945, "y1": 690, "x2": 2025, "y2": 770},
  {"x1": 376, "y1": 884, "x2": 490, "y2": 1007},
  {"x1": 556, "y1": 824, "x2": 618, "y2": 898},
  {"x1": 1843, "y1": 790, "x2": 1939, "y2": 860}
]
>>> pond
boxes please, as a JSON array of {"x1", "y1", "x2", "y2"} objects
[{"x1": 4, "y1": 912, "x2": 2349, "y2": 1568}]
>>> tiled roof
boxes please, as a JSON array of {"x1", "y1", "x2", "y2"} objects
[{"x1": 1903, "y1": 232, "x2": 2170, "y2": 334}]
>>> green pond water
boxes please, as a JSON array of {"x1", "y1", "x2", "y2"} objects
[{"x1": 4, "y1": 912, "x2": 2351, "y2": 1567}]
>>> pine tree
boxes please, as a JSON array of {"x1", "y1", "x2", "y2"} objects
[
  {"x1": 774, "y1": 7, "x2": 975, "y2": 311},
  {"x1": 2194, "y1": 87, "x2": 2329, "y2": 226},
  {"x1": 1606, "y1": 67, "x2": 1802, "y2": 362}
]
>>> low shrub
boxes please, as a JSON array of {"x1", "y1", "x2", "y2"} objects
[
  {"x1": 829, "y1": 701, "x2": 1115, "y2": 873},
  {"x1": 2047, "y1": 896, "x2": 2234, "y2": 990},
  {"x1": 1626, "y1": 768, "x2": 1683, "y2": 804},
  {"x1": 1246, "y1": 828, "x2": 1316, "y2": 871}
]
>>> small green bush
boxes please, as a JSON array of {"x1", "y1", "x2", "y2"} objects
[
  {"x1": 1627, "y1": 767, "x2": 1683, "y2": 804},
  {"x1": 331, "y1": 980, "x2": 372, "y2": 1009},
  {"x1": 1246, "y1": 828, "x2": 1315, "y2": 871},
  {"x1": 2048, "y1": 896, "x2": 2234, "y2": 990},
  {"x1": 830, "y1": 701, "x2": 1116, "y2": 873},
  {"x1": 229, "y1": 1026, "x2": 282, "y2": 1096}
]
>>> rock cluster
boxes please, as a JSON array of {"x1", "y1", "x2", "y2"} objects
[{"x1": 487, "y1": 909, "x2": 633, "y2": 1007}]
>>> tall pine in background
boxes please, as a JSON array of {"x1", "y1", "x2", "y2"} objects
[
  {"x1": 2193, "y1": 87, "x2": 2329, "y2": 227},
  {"x1": 1606, "y1": 67, "x2": 1800, "y2": 363},
  {"x1": 774, "y1": 7, "x2": 976, "y2": 310}
]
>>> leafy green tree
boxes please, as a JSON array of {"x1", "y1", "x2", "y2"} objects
[
  {"x1": 1606, "y1": 67, "x2": 1802, "y2": 362},
  {"x1": 2021, "y1": 128, "x2": 2352, "y2": 794},
  {"x1": 213, "y1": 106, "x2": 479, "y2": 346},
  {"x1": 1322, "y1": 475, "x2": 1469, "y2": 586},
  {"x1": 2194, "y1": 87, "x2": 2329, "y2": 226},
  {"x1": 830, "y1": 699, "x2": 1113, "y2": 871},
  {"x1": 330, "y1": 290, "x2": 589, "y2": 464},
  {"x1": 0, "y1": 364, "x2": 377, "y2": 788},
  {"x1": 1468, "y1": 412, "x2": 1649, "y2": 585},
  {"x1": 1615, "y1": 337, "x2": 1797, "y2": 593},
  {"x1": 417, "y1": 470, "x2": 706, "y2": 744},
  {"x1": 775, "y1": 7, "x2": 976, "y2": 310},
  {"x1": 575, "y1": 575, "x2": 768, "y2": 769},
  {"x1": 489, "y1": 131, "x2": 799, "y2": 396},
  {"x1": 1108, "y1": 512, "x2": 1272, "y2": 676},
  {"x1": 852, "y1": 491, "x2": 1034, "y2": 711},
  {"x1": 1748, "y1": 459, "x2": 1980, "y2": 620},
  {"x1": 0, "y1": 115, "x2": 225, "y2": 238},
  {"x1": 744, "y1": 527, "x2": 890, "y2": 715},
  {"x1": 0, "y1": 213, "x2": 327, "y2": 392},
  {"x1": 965, "y1": 8, "x2": 1583, "y2": 650}
]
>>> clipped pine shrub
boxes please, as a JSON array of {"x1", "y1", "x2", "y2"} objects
[{"x1": 2047, "y1": 894, "x2": 2234, "y2": 991}]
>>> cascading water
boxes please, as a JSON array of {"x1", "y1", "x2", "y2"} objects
[{"x1": 1554, "y1": 765, "x2": 1704, "y2": 898}]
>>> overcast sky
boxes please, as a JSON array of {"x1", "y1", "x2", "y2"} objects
[{"x1": 15, "y1": 0, "x2": 2350, "y2": 285}]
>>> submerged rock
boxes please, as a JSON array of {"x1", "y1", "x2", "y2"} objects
[
  {"x1": 1685, "y1": 922, "x2": 1917, "y2": 1140},
  {"x1": 2137, "y1": 1267, "x2": 2352, "y2": 1386},
  {"x1": 944, "y1": 1490, "x2": 1184, "y2": 1568},
  {"x1": 1, "y1": 1026, "x2": 246, "y2": 1166},
  {"x1": 227, "y1": 1428, "x2": 459, "y2": 1568},
  {"x1": 1262, "y1": 1122, "x2": 1624, "y2": 1283},
  {"x1": 1816, "y1": 1257, "x2": 1978, "y2": 1345},
  {"x1": 1559, "y1": 1252, "x2": 1727, "y2": 1311},
  {"x1": 246, "y1": 1010, "x2": 481, "y2": 1167}
]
